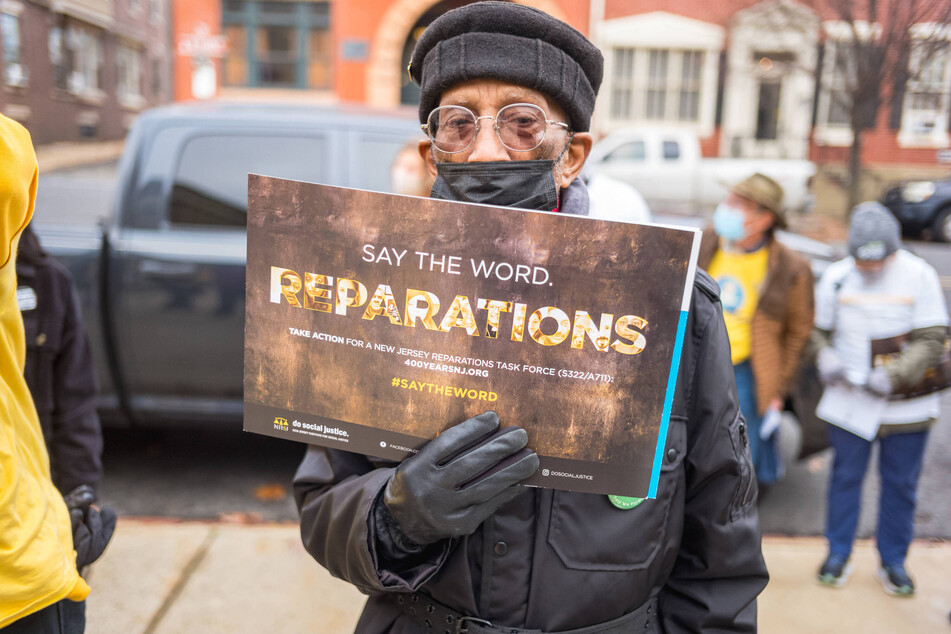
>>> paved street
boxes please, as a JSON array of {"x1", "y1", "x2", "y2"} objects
[{"x1": 98, "y1": 427, "x2": 303, "y2": 522}]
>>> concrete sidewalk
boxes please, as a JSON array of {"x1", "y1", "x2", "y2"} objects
[{"x1": 82, "y1": 519, "x2": 951, "y2": 633}]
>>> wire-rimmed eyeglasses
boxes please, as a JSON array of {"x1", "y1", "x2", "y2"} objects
[{"x1": 421, "y1": 103, "x2": 571, "y2": 154}]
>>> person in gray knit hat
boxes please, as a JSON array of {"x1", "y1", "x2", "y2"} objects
[
  {"x1": 294, "y1": 3, "x2": 767, "y2": 632},
  {"x1": 813, "y1": 201, "x2": 949, "y2": 596},
  {"x1": 848, "y1": 201, "x2": 901, "y2": 264}
]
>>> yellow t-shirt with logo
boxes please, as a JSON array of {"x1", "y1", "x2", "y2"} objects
[
  {"x1": 708, "y1": 244, "x2": 769, "y2": 364},
  {"x1": 0, "y1": 115, "x2": 89, "y2": 627}
]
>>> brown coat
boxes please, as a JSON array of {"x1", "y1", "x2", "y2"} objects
[{"x1": 699, "y1": 230, "x2": 815, "y2": 415}]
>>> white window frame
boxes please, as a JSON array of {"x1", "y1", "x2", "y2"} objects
[
  {"x1": 116, "y1": 43, "x2": 146, "y2": 109},
  {"x1": 610, "y1": 47, "x2": 706, "y2": 124},
  {"x1": 609, "y1": 47, "x2": 635, "y2": 120},
  {"x1": 1, "y1": 1, "x2": 27, "y2": 88},
  {"x1": 678, "y1": 49, "x2": 704, "y2": 122},
  {"x1": 596, "y1": 12, "x2": 723, "y2": 138},
  {"x1": 67, "y1": 25, "x2": 106, "y2": 104},
  {"x1": 814, "y1": 21, "x2": 880, "y2": 147},
  {"x1": 899, "y1": 25, "x2": 951, "y2": 149},
  {"x1": 823, "y1": 40, "x2": 854, "y2": 128},
  {"x1": 49, "y1": 26, "x2": 63, "y2": 66}
]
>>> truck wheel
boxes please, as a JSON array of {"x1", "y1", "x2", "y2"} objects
[{"x1": 932, "y1": 207, "x2": 951, "y2": 242}]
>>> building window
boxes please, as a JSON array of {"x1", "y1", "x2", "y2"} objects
[
  {"x1": 117, "y1": 44, "x2": 144, "y2": 108},
  {"x1": 646, "y1": 50, "x2": 669, "y2": 119},
  {"x1": 257, "y1": 26, "x2": 297, "y2": 87},
  {"x1": 679, "y1": 50, "x2": 703, "y2": 121},
  {"x1": 67, "y1": 26, "x2": 104, "y2": 98},
  {"x1": 610, "y1": 48, "x2": 634, "y2": 118},
  {"x1": 609, "y1": 47, "x2": 706, "y2": 123},
  {"x1": 222, "y1": 1, "x2": 331, "y2": 90},
  {"x1": 820, "y1": 40, "x2": 854, "y2": 128},
  {"x1": 755, "y1": 80, "x2": 781, "y2": 140},
  {"x1": 224, "y1": 22, "x2": 248, "y2": 85},
  {"x1": 49, "y1": 23, "x2": 72, "y2": 91},
  {"x1": 1, "y1": 8, "x2": 26, "y2": 87},
  {"x1": 903, "y1": 46, "x2": 951, "y2": 136},
  {"x1": 151, "y1": 56, "x2": 162, "y2": 98},
  {"x1": 307, "y1": 4, "x2": 332, "y2": 90}
]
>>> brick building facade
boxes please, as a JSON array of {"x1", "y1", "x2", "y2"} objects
[
  {"x1": 594, "y1": 0, "x2": 951, "y2": 169},
  {"x1": 169, "y1": 0, "x2": 950, "y2": 174},
  {"x1": 172, "y1": 0, "x2": 583, "y2": 105},
  {"x1": 0, "y1": 0, "x2": 172, "y2": 144}
]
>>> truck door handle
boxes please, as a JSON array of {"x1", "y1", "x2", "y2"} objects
[{"x1": 138, "y1": 259, "x2": 199, "y2": 279}]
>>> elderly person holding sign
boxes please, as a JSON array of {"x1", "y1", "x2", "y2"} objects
[{"x1": 294, "y1": 3, "x2": 767, "y2": 632}]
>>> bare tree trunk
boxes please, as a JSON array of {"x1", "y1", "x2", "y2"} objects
[{"x1": 847, "y1": 127, "x2": 863, "y2": 214}]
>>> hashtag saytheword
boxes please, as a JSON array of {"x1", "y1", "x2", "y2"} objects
[{"x1": 390, "y1": 377, "x2": 498, "y2": 402}]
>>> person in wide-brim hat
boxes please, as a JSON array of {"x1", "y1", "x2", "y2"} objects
[
  {"x1": 721, "y1": 172, "x2": 788, "y2": 229},
  {"x1": 699, "y1": 170, "x2": 814, "y2": 490}
]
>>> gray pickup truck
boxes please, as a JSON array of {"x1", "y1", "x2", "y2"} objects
[
  {"x1": 36, "y1": 102, "x2": 835, "y2": 457},
  {"x1": 35, "y1": 103, "x2": 421, "y2": 426}
]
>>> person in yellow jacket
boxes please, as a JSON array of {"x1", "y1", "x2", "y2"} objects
[{"x1": 1, "y1": 115, "x2": 114, "y2": 632}]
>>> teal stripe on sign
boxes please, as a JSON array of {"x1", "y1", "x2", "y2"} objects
[{"x1": 648, "y1": 310, "x2": 689, "y2": 499}]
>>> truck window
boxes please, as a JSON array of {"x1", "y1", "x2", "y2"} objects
[
  {"x1": 603, "y1": 141, "x2": 645, "y2": 162},
  {"x1": 662, "y1": 141, "x2": 680, "y2": 161},
  {"x1": 169, "y1": 134, "x2": 328, "y2": 227},
  {"x1": 352, "y1": 138, "x2": 419, "y2": 194}
]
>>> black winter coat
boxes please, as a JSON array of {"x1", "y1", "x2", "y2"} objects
[
  {"x1": 294, "y1": 270, "x2": 768, "y2": 633},
  {"x1": 16, "y1": 227, "x2": 103, "y2": 498}
]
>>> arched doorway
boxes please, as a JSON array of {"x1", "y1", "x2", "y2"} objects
[
  {"x1": 368, "y1": 0, "x2": 569, "y2": 109},
  {"x1": 399, "y1": 0, "x2": 476, "y2": 106}
]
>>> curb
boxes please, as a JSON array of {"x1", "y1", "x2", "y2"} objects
[{"x1": 35, "y1": 140, "x2": 125, "y2": 174}]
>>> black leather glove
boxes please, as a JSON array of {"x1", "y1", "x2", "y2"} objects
[
  {"x1": 70, "y1": 504, "x2": 117, "y2": 569},
  {"x1": 383, "y1": 411, "x2": 539, "y2": 546}
]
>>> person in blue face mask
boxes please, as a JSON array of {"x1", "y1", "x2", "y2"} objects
[{"x1": 698, "y1": 173, "x2": 815, "y2": 490}]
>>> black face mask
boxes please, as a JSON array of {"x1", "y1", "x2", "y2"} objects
[{"x1": 430, "y1": 159, "x2": 560, "y2": 211}]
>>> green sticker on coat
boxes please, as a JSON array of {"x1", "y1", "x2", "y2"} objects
[{"x1": 608, "y1": 495, "x2": 645, "y2": 510}]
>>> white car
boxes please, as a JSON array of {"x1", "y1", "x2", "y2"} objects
[
  {"x1": 584, "y1": 170, "x2": 651, "y2": 224},
  {"x1": 588, "y1": 127, "x2": 815, "y2": 216}
]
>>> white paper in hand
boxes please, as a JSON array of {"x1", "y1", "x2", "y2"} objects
[
  {"x1": 760, "y1": 408, "x2": 782, "y2": 441},
  {"x1": 816, "y1": 384, "x2": 887, "y2": 441}
]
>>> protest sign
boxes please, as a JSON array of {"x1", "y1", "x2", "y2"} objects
[{"x1": 244, "y1": 175, "x2": 699, "y2": 497}]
